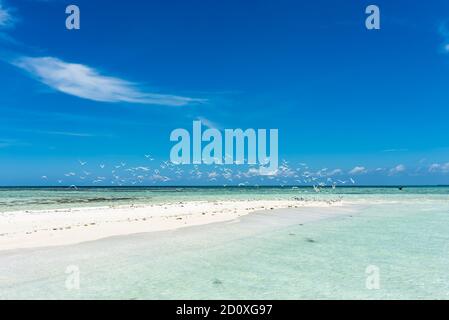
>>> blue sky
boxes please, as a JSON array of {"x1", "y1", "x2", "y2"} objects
[{"x1": 1, "y1": 0, "x2": 449, "y2": 186}]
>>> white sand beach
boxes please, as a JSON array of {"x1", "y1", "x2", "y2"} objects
[{"x1": 0, "y1": 199, "x2": 345, "y2": 251}]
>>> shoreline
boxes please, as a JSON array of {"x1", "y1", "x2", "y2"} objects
[{"x1": 0, "y1": 199, "x2": 345, "y2": 252}]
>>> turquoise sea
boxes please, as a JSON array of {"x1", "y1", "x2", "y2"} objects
[
  {"x1": 0, "y1": 186, "x2": 449, "y2": 299},
  {"x1": 1, "y1": 186, "x2": 449, "y2": 212}
]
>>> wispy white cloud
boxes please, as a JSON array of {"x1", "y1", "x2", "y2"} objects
[
  {"x1": 349, "y1": 166, "x2": 367, "y2": 175},
  {"x1": 0, "y1": 1, "x2": 14, "y2": 28},
  {"x1": 0, "y1": 139, "x2": 13, "y2": 148},
  {"x1": 17, "y1": 128, "x2": 112, "y2": 138},
  {"x1": 0, "y1": 138, "x2": 27, "y2": 148},
  {"x1": 381, "y1": 148, "x2": 408, "y2": 153},
  {"x1": 197, "y1": 117, "x2": 221, "y2": 129},
  {"x1": 12, "y1": 56, "x2": 204, "y2": 106},
  {"x1": 438, "y1": 22, "x2": 449, "y2": 53},
  {"x1": 33, "y1": 130, "x2": 98, "y2": 137}
]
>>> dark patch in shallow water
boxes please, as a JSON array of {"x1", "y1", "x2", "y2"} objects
[{"x1": 2, "y1": 197, "x2": 139, "y2": 206}]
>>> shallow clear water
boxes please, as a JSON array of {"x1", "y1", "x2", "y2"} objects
[
  {"x1": 0, "y1": 187, "x2": 449, "y2": 299},
  {"x1": 1, "y1": 186, "x2": 449, "y2": 212}
]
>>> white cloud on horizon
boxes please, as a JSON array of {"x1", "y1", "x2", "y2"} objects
[
  {"x1": 349, "y1": 166, "x2": 367, "y2": 175},
  {"x1": 429, "y1": 162, "x2": 449, "y2": 173},
  {"x1": 389, "y1": 164, "x2": 406, "y2": 175},
  {"x1": 327, "y1": 168, "x2": 343, "y2": 176},
  {"x1": 245, "y1": 167, "x2": 279, "y2": 177},
  {"x1": 12, "y1": 56, "x2": 204, "y2": 106}
]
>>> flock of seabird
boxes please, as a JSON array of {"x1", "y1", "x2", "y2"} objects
[{"x1": 41, "y1": 157, "x2": 357, "y2": 191}]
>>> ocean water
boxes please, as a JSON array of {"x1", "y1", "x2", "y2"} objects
[
  {"x1": 0, "y1": 187, "x2": 449, "y2": 299},
  {"x1": 1, "y1": 186, "x2": 449, "y2": 212}
]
